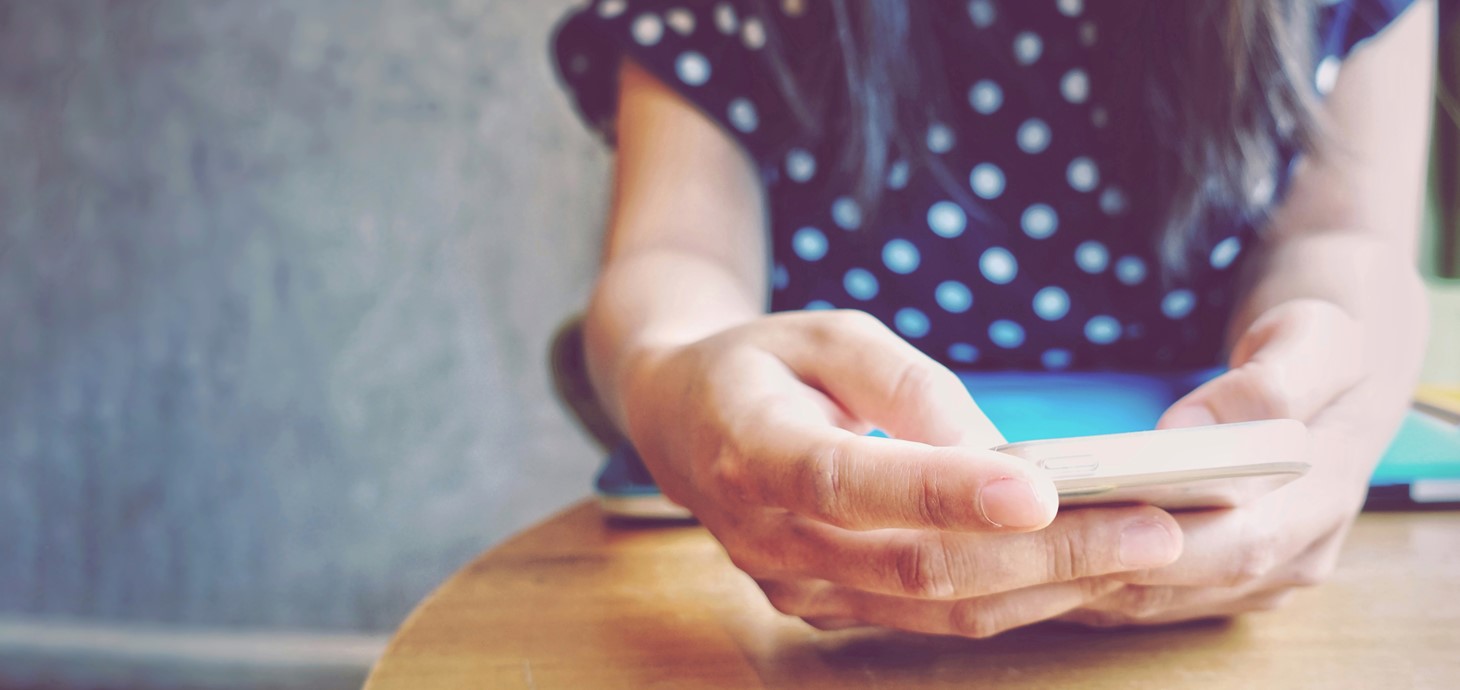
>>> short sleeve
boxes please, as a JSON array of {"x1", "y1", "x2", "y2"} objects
[
  {"x1": 551, "y1": 0, "x2": 809, "y2": 173},
  {"x1": 1320, "y1": 0, "x2": 1419, "y2": 59}
]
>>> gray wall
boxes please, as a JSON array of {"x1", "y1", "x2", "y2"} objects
[{"x1": 0, "y1": 0, "x2": 607, "y2": 634}]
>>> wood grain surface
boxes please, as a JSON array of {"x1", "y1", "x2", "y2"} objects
[{"x1": 365, "y1": 500, "x2": 1460, "y2": 689}]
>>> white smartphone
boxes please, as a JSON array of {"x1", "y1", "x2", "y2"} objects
[{"x1": 995, "y1": 419, "x2": 1311, "y2": 510}]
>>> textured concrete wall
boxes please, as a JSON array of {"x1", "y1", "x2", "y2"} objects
[{"x1": 0, "y1": 0, "x2": 608, "y2": 632}]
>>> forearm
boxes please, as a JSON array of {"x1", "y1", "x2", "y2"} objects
[
  {"x1": 584, "y1": 246, "x2": 764, "y2": 429},
  {"x1": 587, "y1": 58, "x2": 773, "y2": 430}
]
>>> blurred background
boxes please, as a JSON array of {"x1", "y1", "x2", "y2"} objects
[
  {"x1": 1, "y1": 1, "x2": 606, "y2": 687},
  {"x1": 0, "y1": 1, "x2": 1455, "y2": 689}
]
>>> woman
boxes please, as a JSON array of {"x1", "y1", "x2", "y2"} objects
[{"x1": 550, "y1": 0, "x2": 1433, "y2": 635}]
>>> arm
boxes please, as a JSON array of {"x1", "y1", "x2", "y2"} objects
[
  {"x1": 1221, "y1": 0, "x2": 1435, "y2": 452},
  {"x1": 583, "y1": 59, "x2": 768, "y2": 430},
  {"x1": 1069, "y1": 0, "x2": 1437, "y2": 625}
]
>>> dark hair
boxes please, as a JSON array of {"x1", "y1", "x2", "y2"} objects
[{"x1": 758, "y1": 0, "x2": 1323, "y2": 275}]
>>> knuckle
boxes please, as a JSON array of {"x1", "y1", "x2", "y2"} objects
[
  {"x1": 891, "y1": 535, "x2": 958, "y2": 599},
  {"x1": 1226, "y1": 533, "x2": 1281, "y2": 587},
  {"x1": 949, "y1": 599, "x2": 1007, "y2": 639},
  {"x1": 1116, "y1": 585, "x2": 1175, "y2": 620},
  {"x1": 889, "y1": 360, "x2": 941, "y2": 408},
  {"x1": 809, "y1": 309, "x2": 882, "y2": 346},
  {"x1": 836, "y1": 309, "x2": 885, "y2": 334},
  {"x1": 913, "y1": 462, "x2": 954, "y2": 530},
  {"x1": 708, "y1": 450, "x2": 754, "y2": 504},
  {"x1": 1045, "y1": 526, "x2": 1087, "y2": 583},
  {"x1": 805, "y1": 438, "x2": 852, "y2": 526}
]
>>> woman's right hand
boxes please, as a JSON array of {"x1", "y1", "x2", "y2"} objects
[{"x1": 616, "y1": 309, "x2": 1185, "y2": 637}]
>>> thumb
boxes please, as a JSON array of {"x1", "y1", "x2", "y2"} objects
[{"x1": 1159, "y1": 300, "x2": 1364, "y2": 428}]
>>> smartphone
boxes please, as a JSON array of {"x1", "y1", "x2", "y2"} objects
[{"x1": 995, "y1": 419, "x2": 1311, "y2": 510}]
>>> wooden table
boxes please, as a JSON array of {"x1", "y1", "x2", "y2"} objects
[{"x1": 366, "y1": 501, "x2": 1460, "y2": 689}]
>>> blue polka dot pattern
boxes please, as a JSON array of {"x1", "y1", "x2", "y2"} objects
[
  {"x1": 632, "y1": 14, "x2": 663, "y2": 45},
  {"x1": 727, "y1": 97, "x2": 758, "y2": 132},
  {"x1": 1067, "y1": 157, "x2": 1099, "y2": 192},
  {"x1": 675, "y1": 51, "x2": 711, "y2": 86},
  {"x1": 554, "y1": 0, "x2": 1408, "y2": 371},
  {"x1": 1075, "y1": 241, "x2": 1108, "y2": 274},
  {"x1": 926, "y1": 122, "x2": 955, "y2": 153},
  {"x1": 948, "y1": 342, "x2": 980, "y2": 363},
  {"x1": 1162, "y1": 290, "x2": 1196, "y2": 319},
  {"x1": 1017, "y1": 118, "x2": 1051, "y2": 154},
  {"x1": 786, "y1": 148, "x2": 816, "y2": 182},
  {"x1": 989, "y1": 320, "x2": 1025, "y2": 349},
  {"x1": 792, "y1": 227, "x2": 827, "y2": 261},
  {"x1": 935, "y1": 280, "x2": 973, "y2": 313},
  {"x1": 1210, "y1": 236, "x2": 1242, "y2": 269},
  {"x1": 979, "y1": 247, "x2": 1017, "y2": 285},
  {"x1": 1042, "y1": 348, "x2": 1073, "y2": 370},
  {"x1": 927, "y1": 201, "x2": 967, "y2": 238},
  {"x1": 896, "y1": 307, "x2": 931, "y2": 338},
  {"x1": 831, "y1": 196, "x2": 862, "y2": 231},
  {"x1": 1033, "y1": 286, "x2": 1070, "y2": 321},
  {"x1": 967, "y1": 0, "x2": 995, "y2": 28},
  {"x1": 1085, "y1": 315, "x2": 1121, "y2": 345},
  {"x1": 886, "y1": 160, "x2": 910, "y2": 189},
  {"x1": 843, "y1": 268, "x2": 878, "y2": 301},
  {"x1": 1115, "y1": 256, "x2": 1147, "y2": 285},
  {"x1": 969, "y1": 163, "x2": 1005, "y2": 199},
  {"x1": 773, "y1": 264, "x2": 789, "y2": 290},
  {"x1": 882, "y1": 239, "x2": 921, "y2": 274},
  {"x1": 968, "y1": 79, "x2": 1002, "y2": 114},
  {"x1": 1021, "y1": 204, "x2": 1058, "y2": 239}
]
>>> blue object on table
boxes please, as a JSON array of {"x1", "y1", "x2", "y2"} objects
[
  {"x1": 1365, "y1": 410, "x2": 1460, "y2": 508},
  {"x1": 957, "y1": 368, "x2": 1224, "y2": 442},
  {"x1": 594, "y1": 441, "x2": 662, "y2": 498},
  {"x1": 595, "y1": 369, "x2": 1460, "y2": 509}
]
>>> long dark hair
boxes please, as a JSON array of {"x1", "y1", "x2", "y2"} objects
[{"x1": 758, "y1": 0, "x2": 1323, "y2": 275}]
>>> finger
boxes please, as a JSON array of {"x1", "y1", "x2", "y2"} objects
[
  {"x1": 738, "y1": 508, "x2": 1181, "y2": 599},
  {"x1": 1159, "y1": 300, "x2": 1363, "y2": 427},
  {"x1": 1109, "y1": 503, "x2": 1336, "y2": 588},
  {"x1": 726, "y1": 419, "x2": 1058, "y2": 531},
  {"x1": 1068, "y1": 584, "x2": 1298, "y2": 627},
  {"x1": 762, "y1": 310, "x2": 1006, "y2": 447},
  {"x1": 804, "y1": 577, "x2": 1125, "y2": 639}
]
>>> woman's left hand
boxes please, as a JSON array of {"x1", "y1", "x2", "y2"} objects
[{"x1": 1061, "y1": 299, "x2": 1391, "y2": 626}]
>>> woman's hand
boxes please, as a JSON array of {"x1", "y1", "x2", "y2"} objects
[
  {"x1": 1062, "y1": 300, "x2": 1387, "y2": 626},
  {"x1": 1065, "y1": 0, "x2": 1436, "y2": 626},
  {"x1": 619, "y1": 309, "x2": 1183, "y2": 636}
]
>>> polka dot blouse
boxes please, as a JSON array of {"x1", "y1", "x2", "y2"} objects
[{"x1": 552, "y1": 0, "x2": 1414, "y2": 371}]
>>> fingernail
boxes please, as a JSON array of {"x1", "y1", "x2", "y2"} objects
[
  {"x1": 1120, "y1": 521, "x2": 1180, "y2": 568},
  {"x1": 978, "y1": 477, "x2": 1054, "y2": 529},
  {"x1": 1160, "y1": 405, "x2": 1217, "y2": 429}
]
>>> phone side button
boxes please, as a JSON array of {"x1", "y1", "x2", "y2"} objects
[
  {"x1": 1038, "y1": 455, "x2": 1100, "y2": 478},
  {"x1": 1058, "y1": 484, "x2": 1117, "y2": 498}
]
